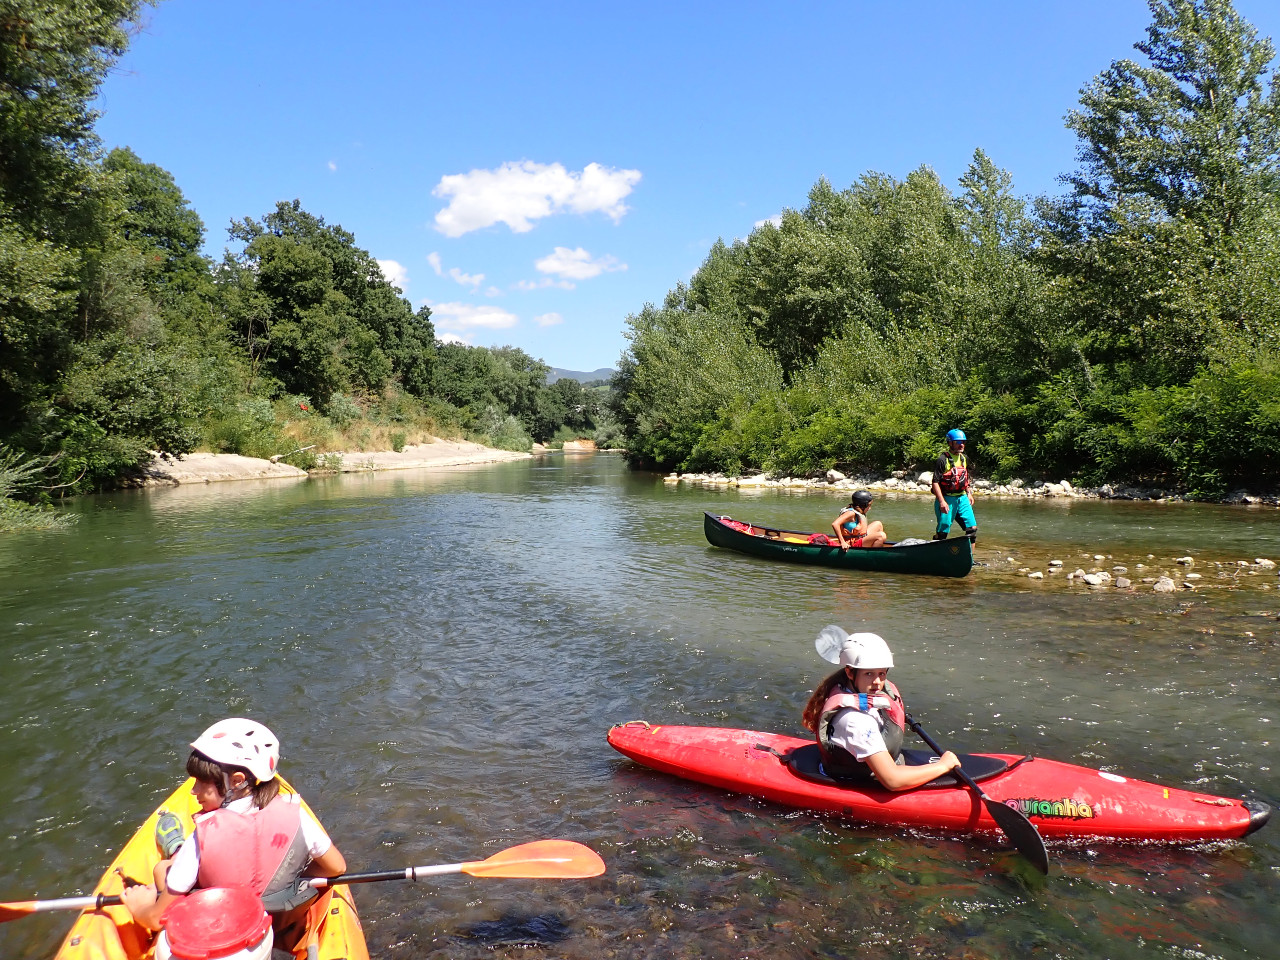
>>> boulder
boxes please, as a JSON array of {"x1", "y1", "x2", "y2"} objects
[
  {"x1": 1153, "y1": 577, "x2": 1176, "y2": 593},
  {"x1": 826, "y1": 469, "x2": 846, "y2": 483}
]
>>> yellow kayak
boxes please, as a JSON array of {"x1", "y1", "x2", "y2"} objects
[{"x1": 54, "y1": 777, "x2": 369, "y2": 960}]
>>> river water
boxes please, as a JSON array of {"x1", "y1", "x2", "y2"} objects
[{"x1": 2, "y1": 454, "x2": 1277, "y2": 959}]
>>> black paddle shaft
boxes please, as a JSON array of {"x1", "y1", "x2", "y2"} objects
[{"x1": 905, "y1": 713, "x2": 1050, "y2": 875}]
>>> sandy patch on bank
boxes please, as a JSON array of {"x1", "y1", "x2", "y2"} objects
[{"x1": 137, "y1": 439, "x2": 530, "y2": 485}]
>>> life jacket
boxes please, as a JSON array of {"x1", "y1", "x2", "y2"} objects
[
  {"x1": 816, "y1": 680, "x2": 906, "y2": 780},
  {"x1": 936, "y1": 452, "x2": 970, "y2": 495},
  {"x1": 839, "y1": 508, "x2": 866, "y2": 534},
  {"x1": 194, "y1": 796, "x2": 315, "y2": 913}
]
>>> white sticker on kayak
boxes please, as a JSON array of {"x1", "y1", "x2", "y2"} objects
[{"x1": 1098, "y1": 770, "x2": 1127, "y2": 783}]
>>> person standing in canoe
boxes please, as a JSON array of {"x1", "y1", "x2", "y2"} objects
[
  {"x1": 802, "y1": 628, "x2": 961, "y2": 790},
  {"x1": 120, "y1": 718, "x2": 347, "y2": 957},
  {"x1": 831, "y1": 491, "x2": 887, "y2": 549},
  {"x1": 931, "y1": 428, "x2": 977, "y2": 543}
]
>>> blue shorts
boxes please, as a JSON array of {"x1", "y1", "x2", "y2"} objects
[{"x1": 934, "y1": 493, "x2": 976, "y2": 535}]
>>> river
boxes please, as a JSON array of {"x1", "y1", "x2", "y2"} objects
[{"x1": 2, "y1": 453, "x2": 1277, "y2": 959}]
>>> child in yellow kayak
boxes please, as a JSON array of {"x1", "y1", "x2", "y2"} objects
[{"x1": 120, "y1": 718, "x2": 346, "y2": 956}]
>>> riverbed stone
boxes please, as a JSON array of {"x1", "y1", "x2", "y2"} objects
[
  {"x1": 1049, "y1": 559, "x2": 1063, "y2": 567},
  {"x1": 1176, "y1": 556, "x2": 1194, "y2": 565},
  {"x1": 1153, "y1": 577, "x2": 1176, "y2": 592},
  {"x1": 1186, "y1": 572, "x2": 1202, "y2": 580},
  {"x1": 826, "y1": 469, "x2": 846, "y2": 482},
  {"x1": 1028, "y1": 571, "x2": 1043, "y2": 579},
  {"x1": 1257, "y1": 558, "x2": 1277, "y2": 568},
  {"x1": 1116, "y1": 577, "x2": 1132, "y2": 588},
  {"x1": 1083, "y1": 573, "x2": 1106, "y2": 586}
]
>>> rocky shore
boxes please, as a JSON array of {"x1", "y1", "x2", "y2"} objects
[
  {"x1": 134, "y1": 439, "x2": 531, "y2": 486},
  {"x1": 664, "y1": 468, "x2": 1280, "y2": 506}
]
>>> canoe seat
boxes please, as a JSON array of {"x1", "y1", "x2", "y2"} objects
[{"x1": 785, "y1": 744, "x2": 1009, "y2": 789}]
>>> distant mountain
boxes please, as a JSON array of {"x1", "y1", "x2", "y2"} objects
[{"x1": 547, "y1": 366, "x2": 615, "y2": 384}]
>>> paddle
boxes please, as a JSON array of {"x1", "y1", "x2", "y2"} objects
[
  {"x1": 0, "y1": 841, "x2": 605, "y2": 923},
  {"x1": 904, "y1": 714, "x2": 1050, "y2": 875}
]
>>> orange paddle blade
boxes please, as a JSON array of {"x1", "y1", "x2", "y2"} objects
[
  {"x1": 461, "y1": 840, "x2": 605, "y2": 879},
  {"x1": 0, "y1": 902, "x2": 39, "y2": 923}
]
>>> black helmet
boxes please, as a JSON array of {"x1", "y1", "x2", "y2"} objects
[{"x1": 851, "y1": 491, "x2": 874, "y2": 510}]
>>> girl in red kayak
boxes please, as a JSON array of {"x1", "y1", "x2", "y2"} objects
[
  {"x1": 120, "y1": 718, "x2": 347, "y2": 956},
  {"x1": 802, "y1": 628, "x2": 960, "y2": 789}
]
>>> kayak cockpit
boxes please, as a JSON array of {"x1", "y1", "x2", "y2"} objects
[{"x1": 785, "y1": 744, "x2": 1020, "y2": 790}]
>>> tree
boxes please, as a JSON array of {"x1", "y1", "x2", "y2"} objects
[{"x1": 1065, "y1": 0, "x2": 1280, "y2": 239}]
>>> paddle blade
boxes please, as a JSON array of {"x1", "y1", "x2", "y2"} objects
[
  {"x1": 815, "y1": 625, "x2": 848, "y2": 664},
  {"x1": 0, "y1": 902, "x2": 38, "y2": 923},
  {"x1": 461, "y1": 841, "x2": 605, "y2": 879},
  {"x1": 983, "y1": 798, "x2": 1050, "y2": 875}
]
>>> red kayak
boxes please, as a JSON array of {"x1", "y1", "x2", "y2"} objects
[{"x1": 607, "y1": 721, "x2": 1272, "y2": 842}]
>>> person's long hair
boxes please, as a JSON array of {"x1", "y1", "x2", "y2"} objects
[
  {"x1": 802, "y1": 668, "x2": 850, "y2": 733},
  {"x1": 187, "y1": 751, "x2": 281, "y2": 809}
]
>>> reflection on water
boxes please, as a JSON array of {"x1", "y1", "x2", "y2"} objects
[{"x1": 0, "y1": 454, "x2": 1276, "y2": 958}]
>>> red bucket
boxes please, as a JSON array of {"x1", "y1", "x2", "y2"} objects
[{"x1": 160, "y1": 886, "x2": 273, "y2": 960}]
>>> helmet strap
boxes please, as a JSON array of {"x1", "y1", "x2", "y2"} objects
[{"x1": 219, "y1": 770, "x2": 253, "y2": 808}]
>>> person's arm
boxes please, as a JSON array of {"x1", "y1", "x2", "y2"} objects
[
  {"x1": 832, "y1": 511, "x2": 851, "y2": 548},
  {"x1": 932, "y1": 480, "x2": 948, "y2": 512},
  {"x1": 120, "y1": 883, "x2": 180, "y2": 931},
  {"x1": 304, "y1": 841, "x2": 347, "y2": 878},
  {"x1": 864, "y1": 749, "x2": 961, "y2": 791}
]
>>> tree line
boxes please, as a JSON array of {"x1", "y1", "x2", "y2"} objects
[
  {"x1": 0, "y1": 0, "x2": 616, "y2": 519},
  {"x1": 613, "y1": 0, "x2": 1280, "y2": 498}
]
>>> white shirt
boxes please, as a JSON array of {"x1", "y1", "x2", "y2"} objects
[
  {"x1": 828, "y1": 706, "x2": 889, "y2": 761},
  {"x1": 165, "y1": 793, "x2": 332, "y2": 894}
]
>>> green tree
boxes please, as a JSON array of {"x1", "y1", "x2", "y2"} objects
[{"x1": 1065, "y1": 0, "x2": 1280, "y2": 239}]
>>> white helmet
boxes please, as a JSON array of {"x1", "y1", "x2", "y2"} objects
[
  {"x1": 840, "y1": 632, "x2": 894, "y2": 670},
  {"x1": 815, "y1": 625, "x2": 895, "y2": 670},
  {"x1": 191, "y1": 718, "x2": 280, "y2": 784}
]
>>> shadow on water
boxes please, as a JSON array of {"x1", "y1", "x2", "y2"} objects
[{"x1": 0, "y1": 453, "x2": 1276, "y2": 958}]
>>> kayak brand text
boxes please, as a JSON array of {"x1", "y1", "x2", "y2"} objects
[{"x1": 1005, "y1": 797, "x2": 1096, "y2": 819}]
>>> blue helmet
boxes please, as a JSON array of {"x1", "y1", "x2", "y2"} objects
[{"x1": 946, "y1": 429, "x2": 967, "y2": 443}]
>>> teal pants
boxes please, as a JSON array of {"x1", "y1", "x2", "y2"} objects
[{"x1": 934, "y1": 493, "x2": 976, "y2": 536}]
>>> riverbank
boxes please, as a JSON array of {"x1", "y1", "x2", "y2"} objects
[
  {"x1": 666, "y1": 469, "x2": 1280, "y2": 506},
  {"x1": 134, "y1": 438, "x2": 532, "y2": 485}
]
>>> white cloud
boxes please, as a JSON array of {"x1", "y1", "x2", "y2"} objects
[
  {"x1": 533, "y1": 312, "x2": 564, "y2": 327},
  {"x1": 437, "y1": 331, "x2": 471, "y2": 345},
  {"x1": 432, "y1": 161, "x2": 642, "y2": 237},
  {"x1": 515, "y1": 277, "x2": 575, "y2": 291},
  {"x1": 327, "y1": 161, "x2": 338, "y2": 172},
  {"x1": 426, "y1": 252, "x2": 443, "y2": 275},
  {"x1": 428, "y1": 301, "x2": 519, "y2": 331},
  {"x1": 484, "y1": 286, "x2": 502, "y2": 297},
  {"x1": 535, "y1": 246, "x2": 626, "y2": 281},
  {"x1": 448, "y1": 267, "x2": 485, "y2": 289},
  {"x1": 377, "y1": 259, "x2": 408, "y2": 291},
  {"x1": 754, "y1": 214, "x2": 783, "y2": 229}
]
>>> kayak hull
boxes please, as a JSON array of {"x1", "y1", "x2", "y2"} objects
[
  {"x1": 53, "y1": 777, "x2": 369, "y2": 960},
  {"x1": 608, "y1": 722, "x2": 1271, "y2": 843},
  {"x1": 704, "y1": 512, "x2": 973, "y2": 578}
]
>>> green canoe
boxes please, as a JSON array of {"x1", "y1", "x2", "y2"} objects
[{"x1": 703, "y1": 512, "x2": 974, "y2": 578}]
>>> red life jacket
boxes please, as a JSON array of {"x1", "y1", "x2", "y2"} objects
[
  {"x1": 936, "y1": 452, "x2": 970, "y2": 495},
  {"x1": 816, "y1": 680, "x2": 906, "y2": 778},
  {"x1": 194, "y1": 796, "x2": 311, "y2": 907}
]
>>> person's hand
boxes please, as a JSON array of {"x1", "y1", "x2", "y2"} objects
[
  {"x1": 120, "y1": 883, "x2": 158, "y2": 918},
  {"x1": 939, "y1": 502, "x2": 950, "y2": 514},
  {"x1": 939, "y1": 750, "x2": 961, "y2": 772}
]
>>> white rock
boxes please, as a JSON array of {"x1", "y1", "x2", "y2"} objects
[
  {"x1": 1028, "y1": 571, "x2": 1044, "y2": 580},
  {"x1": 1093, "y1": 554, "x2": 1105, "y2": 560},
  {"x1": 1061, "y1": 480, "x2": 1074, "y2": 492},
  {"x1": 1049, "y1": 560, "x2": 1063, "y2": 567},
  {"x1": 826, "y1": 469, "x2": 846, "y2": 482},
  {"x1": 1083, "y1": 573, "x2": 1106, "y2": 586},
  {"x1": 1176, "y1": 557, "x2": 1194, "y2": 565},
  {"x1": 1044, "y1": 482, "x2": 1065, "y2": 497},
  {"x1": 917, "y1": 471, "x2": 934, "y2": 485},
  {"x1": 1116, "y1": 577, "x2": 1132, "y2": 588},
  {"x1": 1185, "y1": 573, "x2": 1202, "y2": 580},
  {"x1": 1074, "y1": 568, "x2": 1087, "y2": 578},
  {"x1": 1153, "y1": 577, "x2": 1176, "y2": 593},
  {"x1": 1257, "y1": 558, "x2": 1277, "y2": 568}
]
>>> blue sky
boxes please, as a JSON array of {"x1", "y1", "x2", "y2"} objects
[{"x1": 95, "y1": 1, "x2": 1280, "y2": 373}]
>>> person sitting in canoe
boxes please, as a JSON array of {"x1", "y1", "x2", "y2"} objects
[
  {"x1": 802, "y1": 628, "x2": 961, "y2": 789},
  {"x1": 831, "y1": 491, "x2": 887, "y2": 549},
  {"x1": 120, "y1": 718, "x2": 347, "y2": 957}
]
